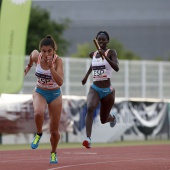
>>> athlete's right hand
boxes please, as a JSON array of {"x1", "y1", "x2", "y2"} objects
[
  {"x1": 82, "y1": 77, "x2": 87, "y2": 85},
  {"x1": 24, "y1": 66, "x2": 31, "y2": 76}
]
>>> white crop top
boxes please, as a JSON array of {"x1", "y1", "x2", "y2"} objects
[
  {"x1": 92, "y1": 49, "x2": 112, "y2": 81},
  {"x1": 35, "y1": 54, "x2": 59, "y2": 89}
]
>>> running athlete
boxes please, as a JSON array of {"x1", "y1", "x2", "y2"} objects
[
  {"x1": 24, "y1": 35, "x2": 64, "y2": 164},
  {"x1": 81, "y1": 31, "x2": 119, "y2": 149}
]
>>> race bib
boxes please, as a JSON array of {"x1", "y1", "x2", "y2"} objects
[
  {"x1": 35, "y1": 72, "x2": 53, "y2": 86},
  {"x1": 92, "y1": 65, "x2": 108, "y2": 81}
]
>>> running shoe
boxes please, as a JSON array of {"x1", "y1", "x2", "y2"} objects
[
  {"x1": 50, "y1": 152, "x2": 58, "y2": 164},
  {"x1": 31, "y1": 134, "x2": 42, "y2": 149},
  {"x1": 110, "y1": 112, "x2": 117, "y2": 128},
  {"x1": 82, "y1": 138, "x2": 91, "y2": 149}
]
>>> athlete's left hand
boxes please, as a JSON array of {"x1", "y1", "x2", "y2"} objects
[
  {"x1": 47, "y1": 56, "x2": 53, "y2": 68},
  {"x1": 98, "y1": 49, "x2": 105, "y2": 59}
]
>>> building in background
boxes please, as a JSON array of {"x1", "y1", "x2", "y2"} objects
[{"x1": 33, "y1": 0, "x2": 170, "y2": 60}]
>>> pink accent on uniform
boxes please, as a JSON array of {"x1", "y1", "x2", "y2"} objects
[
  {"x1": 92, "y1": 49, "x2": 113, "y2": 81},
  {"x1": 35, "y1": 53, "x2": 59, "y2": 89}
]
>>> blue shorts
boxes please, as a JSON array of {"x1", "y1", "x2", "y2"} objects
[
  {"x1": 35, "y1": 87, "x2": 61, "y2": 104},
  {"x1": 91, "y1": 84, "x2": 113, "y2": 100}
]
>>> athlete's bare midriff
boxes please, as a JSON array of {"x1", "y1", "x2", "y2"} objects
[
  {"x1": 36, "y1": 85, "x2": 60, "y2": 91},
  {"x1": 93, "y1": 78, "x2": 111, "y2": 88}
]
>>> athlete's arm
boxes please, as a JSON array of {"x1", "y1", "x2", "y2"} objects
[
  {"x1": 31, "y1": 50, "x2": 39, "y2": 64},
  {"x1": 82, "y1": 65, "x2": 92, "y2": 85},
  {"x1": 81, "y1": 52, "x2": 94, "y2": 85},
  {"x1": 24, "y1": 50, "x2": 39, "y2": 76},
  {"x1": 102, "y1": 49, "x2": 119, "y2": 72},
  {"x1": 50, "y1": 57, "x2": 64, "y2": 86}
]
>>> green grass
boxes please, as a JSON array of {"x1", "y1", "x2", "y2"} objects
[{"x1": 0, "y1": 140, "x2": 169, "y2": 151}]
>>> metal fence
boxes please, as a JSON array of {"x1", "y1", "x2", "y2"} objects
[{"x1": 22, "y1": 56, "x2": 170, "y2": 100}]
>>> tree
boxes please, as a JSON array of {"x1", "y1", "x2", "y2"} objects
[
  {"x1": 71, "y1": 38, "x2": 141, "y2": 60},
  {"x1": 0, "y1": 2, "x2": 71, "y2": 56},
  {"x1": 27, "y1": 6, "x2": 71, "y2": 56},
  {"x1": 109, "y1": 39, "x2": 141, "y2": 60}
]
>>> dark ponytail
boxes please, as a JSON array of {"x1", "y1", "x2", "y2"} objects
[{"x1": 39, "y1": 35, "x2": 57, "y2": 51}]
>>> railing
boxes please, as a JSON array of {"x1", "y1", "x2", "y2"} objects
[{"x1": 22, "y1": 56, "x2": 170, "y2": 99}]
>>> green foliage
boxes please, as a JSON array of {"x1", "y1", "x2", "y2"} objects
[
  {"x1": 71, "y1": 43, "x2": 94, "y2": 58},
  {"x1": 26, "y1": 6, "x2": 71, "y2": 56},
  {"x1": 0, "y1": 0, "x2": 2, "y2": 12},
  {"x1": 0, "y1": 3, "x2": 70, "y2": 56},
  {"x1": 154, "y1": 56, "x2": 164, "y2": 61},
  {"x1": 109, "y1": 39, "x2": 141, "y2": 60},
  {"x1": 71, "y1": 38, "x2": 141, "y2": 60},
  {"x1": 167, "y1": 53, "x2": 170, "y2": 61}
]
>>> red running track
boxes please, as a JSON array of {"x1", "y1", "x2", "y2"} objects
[{"x1": 0, "y1": 144, "x2": 170, "y2": 170}]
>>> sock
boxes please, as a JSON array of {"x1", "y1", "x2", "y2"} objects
[
  {"x1": 87, "y1": 137, "x2": 91, "y2": 140},
  {"x1": 37, "y1": 133, "x2": 42, "y2": 136}
]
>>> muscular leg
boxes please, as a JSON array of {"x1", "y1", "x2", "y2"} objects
[
  {"x1": 86, "y1": 87, "x2": 100, "y2": 138},
  {"x1": 48, "y1": 94, "x2": 62, "y2": 153},
  {"x1": 33, "y1": 91, "x2": 47, "y2": 134},
  {"x1": 100, "y1": 89, "x2": 115, "y2": 124}
]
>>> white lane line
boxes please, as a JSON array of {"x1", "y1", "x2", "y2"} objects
[
  {"x1": 47, "y1": 158, "x2": 167, "y2": 170},
  {"x1": 62, "y1": 152, "x2": 97, "y2": 155},
  {"x1": 0, "y1": 157, "x2": 48, "y2": 163}
]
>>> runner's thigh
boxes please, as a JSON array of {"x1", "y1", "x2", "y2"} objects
[
  {"x1": 33, "y1": 91, "x2": 47, "y2": 113},
  {"x1": 48, "y1": 94, "x2": 62, "y2": 130},
  {"x1": 100, "y1": 90, "x2": 115, "y2": 121},
  {"x1": 87, "y1": 86, "x2": 100, "y2": 109}
]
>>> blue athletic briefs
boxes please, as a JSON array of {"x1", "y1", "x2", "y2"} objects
[
  {"x1": 91, "y1": 84, "x2": 112, "y2": 100},
  {"x1": 36, "y1": 87, "x2": 61, "y2": 104}
]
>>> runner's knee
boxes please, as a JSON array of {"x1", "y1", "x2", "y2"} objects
[
  {"x1": 50, "y1": 130, "x2": 60, "y2": 139},
  {"x1": 34, "y1": 111, "x2": 43, "y2": 120},
  {"x1": 87, "y1": 105, "x2": 95, "y2": 115},
  {"x1": 34, "y1": 107, "x2": 44, "y2": 116}
]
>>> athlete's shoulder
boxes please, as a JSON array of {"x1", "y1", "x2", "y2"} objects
[
  {"x1": 56, "y1": 55, "x2": 62, "y2": 61},
  {"x1": 31, "y1": 50, "x2": 39, "y2": 63},
  {"x1": 111, "y1": 49, "x2": 117, "y2": 54},
  {"x1": 89, "y1": 51, "x2": 97, "y2": 58},
  {"x1": 107, "y1": 49, "x2": 117, "y2": 56},
  {"x1": 32, "y1": 50, "x2": 39, "y2": 57},
  {"x1": 55, "y1": 55, "x2": 63, "y2": 65}
]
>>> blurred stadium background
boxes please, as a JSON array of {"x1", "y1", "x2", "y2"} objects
[
  {"x1": 33, "y1": 0, "x2": 170, "y2": 60},
  {"x1": 0, "y1": 0, "x2": 170, "y2": 146}
]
